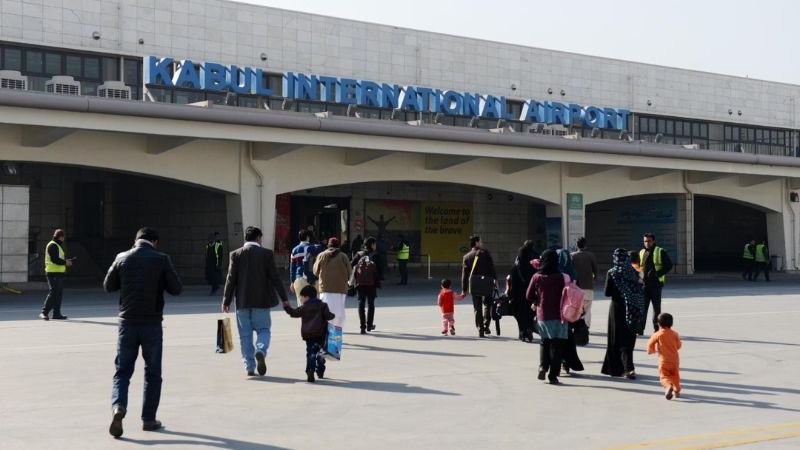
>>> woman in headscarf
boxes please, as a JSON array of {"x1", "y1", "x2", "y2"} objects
[
  {"x1": 602, "y1": 248, "x2": 645, "y2": 379},
  {"x1": 505, "y1": 240, "x2": 538, "y2": 342},
  {"x1": 526, "y1": 249, "x2": 568, "y2": 384}
]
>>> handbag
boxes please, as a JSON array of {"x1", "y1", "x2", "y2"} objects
[
  {"x1": 572, "y1": 318, "x2": 589, "y2": 346},
  {"x1": 468, "y1": 253, "x2": 495, "y2": 297},
  {"x1": 215, "y1": 316, "x2": 234, "y2": 353},
  {"x1": 494, "y1": 292, "x2": 513, "y2": 317},
  {"x1": 324, "y1": 323, "x2": 343, "y2": 361}
]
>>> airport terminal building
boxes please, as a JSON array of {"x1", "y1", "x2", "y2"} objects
[{"x1": 1, "y1": 0, "x2": 799, "y2": 283}]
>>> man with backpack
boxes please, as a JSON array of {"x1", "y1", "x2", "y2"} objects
[{"x1": 351, "y1": 236, "x2": 381, "y2": 334}]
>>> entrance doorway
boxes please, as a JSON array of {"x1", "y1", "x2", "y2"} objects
[
  {"x1": 290, "y1": 195, "x2": 351, "y2": 245},
  {"x1": 694, "y1": 196, "x2": 766, "y2": 271}
]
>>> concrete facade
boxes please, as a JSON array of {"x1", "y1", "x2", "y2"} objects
[
  {"x1": 1, "y1": 0, "x2": 799, "y2": 129},
  {"x1": 0, "y1": 185, "x2": 28, "y2": 282},
  {"x1": 1, "y1": 1, "x2": 800, "y2": 282}
]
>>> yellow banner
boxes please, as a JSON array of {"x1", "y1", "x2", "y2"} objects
[{"x1": 421, "y1": 202, "x2": 473, "y2": 262}]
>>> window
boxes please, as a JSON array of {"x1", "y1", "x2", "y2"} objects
[
  {"x1": 103, "y1": 57, "x2": 118, "y2": 81},
  {"x1": 2, "y1": 47, "x2": 22, "y2": 71},
  {"x1": 45, "y1": 53, "x2": 62, "y2": 75},
  {"x1": 66, "y1": 55, "x2": 81, "y2": 77},
  {"x1": 83, "y1": 56, "x2": 100, "y2": 79},
  {"x1": 25, "y1": 50, "x2": 43, "y2": 73},
  {"x1": 81, "y1": 81, "x2": 100, "y2": 96},
  {"x1": 124, "y1": 59, "x2": 139, "y2": 84}
]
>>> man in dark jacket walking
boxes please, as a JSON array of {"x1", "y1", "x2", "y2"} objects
[
  {"x1": 222, "y1": 226, "x2": 288, "y2": 377},
  {"x1": 104, "y1": 227, "x2": 182, "y2": 438},
  {"x1": 205, "y1": 231, "x2": 224, "y2": 295},
  {"x1": 460, "y1": 235, "x2": 497, "y2": 338}
]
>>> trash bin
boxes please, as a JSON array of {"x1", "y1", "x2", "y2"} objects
[{"x1": 771, "y1": 255, "x2": 783, "y2": 271}]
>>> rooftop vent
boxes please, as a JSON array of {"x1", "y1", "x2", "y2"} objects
[
  {"x1": 46, "y1": 76, "x2": 80, "y2": 95},
  {"x1": 98, "y1": 81, "x2": 131, "y2": 99},
  {"x1": 0, "y1": 70, "x2": 28, "y2": 90}
]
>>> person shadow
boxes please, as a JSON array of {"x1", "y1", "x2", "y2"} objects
[{"x1": 118, "y1": 429, "x2": 291, "y2": 449}]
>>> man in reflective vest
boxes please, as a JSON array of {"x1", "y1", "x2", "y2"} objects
[
  {"x1": 394, "y1": 234, "x2": 411, "y2": 285},
  {"x1": 752, "y1": 239, "x2": 770, "y2": 282},
  {"x1": 640, "y1": 233, "x2": 673, "y2": 333},
  {"x1": 742, "y1": 239, "x2": 756, "y2": 281},
  {"x1": 39, "y1": 228, "x2": 72, "y2": 320},
  {"x1": 205, "y1": 232, "x2": 224, "y2": 295}
]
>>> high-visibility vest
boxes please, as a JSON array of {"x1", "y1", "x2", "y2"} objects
[
  {"x1": 755, "y1": 244, "x2": 768, "y2": 263},
  {"x1": 44, "y1": 240, "x2": 66, "y2": 274},
  {"x1": 742, "y1": 244, "x2": 754, "y2": 260},
  {"x1": 209, "y1": 241, "x2": 222, "y2": 265},
  {"x1": 639, "y1": 247, "x2": 666, "y2": 284},
  {"x1": 397, "y1": 243, "x2": 410, "y2": 260}
]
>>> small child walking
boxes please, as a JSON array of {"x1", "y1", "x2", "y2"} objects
[
  {"x1": 284, "y1": 285, "x2": 335, "y2": 383},
  {"x1": 438, "y1": 279, "x2": 461, "y2": 335},
  {"x1": 647, "y1": 313, "x2": 682, "y2": 399}
]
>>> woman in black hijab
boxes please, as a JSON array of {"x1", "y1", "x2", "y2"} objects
[{"x1": 505, "y1": 240, "x2": 538, "y2": 342}]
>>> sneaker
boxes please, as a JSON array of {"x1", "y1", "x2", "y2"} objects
[
  {"x1": 306, "y1": 370, "x2": 315, "y2": 383},
  {"x1": 246, "y1": 371, "x2": 256, "y2": 377},
  {"x1": 537, "y1": 369, "x2": 546, "y2": 381},
  {"x1": 674, "y1": 391, "x2": 681, "y2": 398},
  {"x1": 441, "y1": 330, "x2": 448, "y2": 335},
  {"x1": 479, "y1": 329, "x2": 486, "y2": 338},
  {"x1": 255, "y1": 352, "x2": 267, "y2": 376},
  {"x1": 360, "y1": 329, "x2": 367, "y2": 335},
  {"x1": 38, "y1": 313, "x2": 49, "y2": 321},
  {"x1": 450, "y1": 328, "x2": 455, "y2": 336},
  {"x1": 484, "y1": 328, "x2": 491, "y2": 336},
  {"x1": 316, "y1": 367, "x2": 325, "y2": 379},
  {"x1": 625, "y1": 371, "x2": 637, "y2": 380},
  {"x1": 548, "y1": 378, "x2": 560, "y2": 385},
  {"x1": 52, "y1": 314, "x2": 68, "y2": 320},
  {"x1": 109, "y1": 406, "x2": 126, "y2": 438},
  {"x1": 142, "y1": 420, "x2": 163, "y2": 431},
  {"x1": 368, "y1": 324, "x2": 376, "y2": 331},
  {"x1": 665, "y1": 385, "x2": 674, "y2": 400}
]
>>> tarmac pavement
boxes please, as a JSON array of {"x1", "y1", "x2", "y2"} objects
[{"x1": 0, "y1": 276, "x2": 798, "y2": 449}]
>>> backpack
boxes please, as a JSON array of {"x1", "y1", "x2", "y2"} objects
[
  {"x1": 355, "y1": 256, "x2": 377, "y2": 287},
  {"x1": 560, "y1": 274, "x2": 585, "y2": 324},
  {"x1": 305, "y1": 244, "x2": 323, "y2": 281}
]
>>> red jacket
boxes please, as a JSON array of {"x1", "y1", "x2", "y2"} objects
[{"x1": 438, "y1": 288, "x2": 455, "y2": 314}]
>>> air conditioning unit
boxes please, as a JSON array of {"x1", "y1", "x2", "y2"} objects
[
  {"x1": 46, "y1": 76, "x2": 80, "y2": 95},
  {"x1": 98, "y1": 81, "x2": 131, "y2": 99},
  {"x1": 0, "y1": 70, "x2": 28, "y2": 90}
]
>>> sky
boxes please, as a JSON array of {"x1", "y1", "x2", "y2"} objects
[{"x1": 240, "y1": 0, "x2": 800, "y2": 85}]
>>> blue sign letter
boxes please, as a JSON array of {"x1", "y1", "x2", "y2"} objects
[
  {"x1": 144, "y1": 56, "x2": 173, "y2": 86},
  {"x1": 463, "y1": 93, "x2": 481, "y2": 117},
  {"x1": 201, "y1": 62, "x2": 228, "y2": 91},
  {"x1": 381, "y1": 84, "x2": 401, "y2": 109},
  {"x1": 358, "y1": 80, "x2": 382, "y2": 107},
  {"x1": 441, "y1": 91, "x2": 463, "y2": 115},
  {"x1": 254, "y1": 69, "x2": 273, "y2": 96},
  {"x1": 337, "y1": 78, "x2": 359, "y2": 104},
  {"x1": 319, "y1": 76, "x2": 338, "y2": 102},
  {"x1": 173, "y1": 60, "x2": 201, "y2": 89},
  {"x1": 227, "y1": 66, "x2": 253, "y2": 94},
  {"x1": 399, "y1": 86, "x2": 421, "y2": 111}
]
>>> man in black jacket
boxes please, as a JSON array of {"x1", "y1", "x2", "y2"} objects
[
  {"x1": 460, "y1": 235, "x2": 497, "y2": 338},
  {"x1": 222, "y1": 226, "x2": 288, "y2": 377},
  {"x1": 640, "y1": 233, "x2": 673, "y2": 333},
  {"x1": 104, "y1": 227, "x2": 182, "y2": 438}
]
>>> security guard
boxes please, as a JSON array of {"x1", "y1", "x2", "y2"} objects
[
  {"x1": 205, "y1": 232, "x2": 224, "y2": 295},
  {"x1": 40, "y1": 228, "x2": 72, "y2": 320},
  {"x1": 394, "y1": 234, "x2": 411, "y2": 285},
  {"x1": 639, "y1": 233, "x2": 673, "y2": 333},
  {"x1": 752, "y1": 239, "x2": 770, "y2": 282},
  {"x1": 742, "y1": 239, "x2": 756, "y2": 281}
]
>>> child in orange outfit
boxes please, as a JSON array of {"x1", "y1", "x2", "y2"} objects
[
  {"x1": 438, "y1": 279, "x2": 462, "y2": 335},
  {"x1": 647, "y1": 313, "x2": 682, "y2": 400}
]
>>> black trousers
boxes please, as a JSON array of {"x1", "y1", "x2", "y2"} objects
[
  {"x1": 472, "y1": 295, "x2": 492, "y2": 332},
  {"x1": 742, "y1": 259, "x2": 754, "y2": 280},
  {"x1": 562, "y1": 327, "x2": 585, "y2": 371},
  {"x1": 41, "y1": 274, "x2": 64, "y2": 316},
  {"x1": 512, "y1": 298, "x2": 534, "y2": 338},
  {"x1": 397, "y1": 260, "x2": 408, "y2": 284},
  {"x1": 539, "y1": 339, "x2": 565, "y2": 380},
  {"x1": 644, "y1": 283, "x2": 663, "y2": 330},
  {"x1": 357, "y1": 286, "x2": 377, "y2": 330},
  {"x1": 752, "y1": 262, "x2": 770, "y2": 281}
]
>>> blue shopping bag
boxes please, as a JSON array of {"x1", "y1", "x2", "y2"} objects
[{"x1": 325, "y1": 323, "x2": 342, "y2": 361}]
